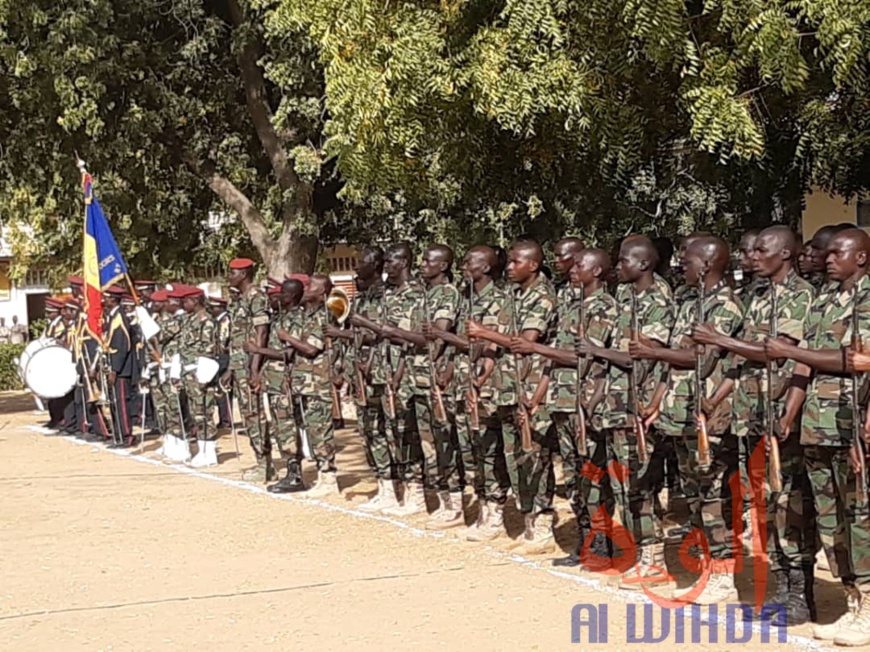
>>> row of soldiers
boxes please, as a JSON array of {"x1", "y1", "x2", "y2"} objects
[{"x1": 42, "y1": 224, "x2": 870, "y2": 646}]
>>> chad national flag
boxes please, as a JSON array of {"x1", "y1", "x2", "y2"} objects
[{"x1": 82, "y1": 174, "x2": 128, "y2": 340}]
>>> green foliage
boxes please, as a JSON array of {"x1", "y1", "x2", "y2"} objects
[{"x1": 0, "y1": 343, "x2": 25, "y2": 391}]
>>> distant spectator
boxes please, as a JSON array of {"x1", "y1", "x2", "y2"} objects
[
  {"x1": 0, "y1": 317, "x2": 10, "y2": 344},
  {"x1": 10, "y1": 315, "x2": 27, "y2": 344}
]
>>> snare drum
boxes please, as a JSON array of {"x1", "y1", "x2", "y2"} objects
[{"x1": 18, "y1": 337, "x2": 78, "y2": 399}]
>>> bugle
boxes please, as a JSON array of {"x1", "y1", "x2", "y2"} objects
[
  {"x1": 575, "y1": 283, "x2": 589, "y2": 456},
  {"x1": 695, "y1": 267, "x2": 711, "y2": 468},
  {"x1": 851, "y1": 284, "x2": 867, "y2": 502},
  {"x1": 767, "y1": 280, "x2": 783, "y2": 492},
  {"x1": 507, "y1": 288, "x2": 534, "y2": 453},
  {"x1": 629, "y1": 287, "x2": 648, "y2": 463}
]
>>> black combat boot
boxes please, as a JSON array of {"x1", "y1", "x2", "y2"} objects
[
  {"x1": 785, "y1": 567, "x2": 812, "y2": 625},
  {"x1": 268, "y1": 460, "x2": 306, "y2": 494}
]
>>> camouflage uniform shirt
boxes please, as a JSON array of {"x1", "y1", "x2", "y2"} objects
[
  {"x1": 657, "y1": 280, "x2": 743, "y2": 437},
  {"x1": 548, "y1": 286, "x2": 617, "y2": 413},
  {"x1": 290, "y1": 303, "x2": 332, "y2": 397},
  {"x1": 731, "y1": 270, "x2": 814, "y2": 437},
  {"x1": 228, "y1": 285, "x2": 270, "y2": 373},
  {"x1": 598, "y1": 281, "x2": 674, "y2": 429},
  {"x1": 800, "y1": 274, "x2": 870, "y2": 447},
  {"x1": 491, "y1": 274, "x2": 557, "y2": 407}
]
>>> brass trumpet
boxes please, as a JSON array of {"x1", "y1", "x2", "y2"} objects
[{"x1": 325, "y1": 286, "x2": 351, "y2": 324}]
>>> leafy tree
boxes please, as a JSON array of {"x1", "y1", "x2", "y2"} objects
[
  {"x1": 0, "y1": 0, "x2": 333, "y2": 281},
  {"x1": 268, "y1": 0, "x2": 868, "y2": 249}
]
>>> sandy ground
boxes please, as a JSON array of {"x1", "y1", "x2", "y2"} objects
[{"x1": 0, "y1": 391, "x2": 856, "y2": 651}]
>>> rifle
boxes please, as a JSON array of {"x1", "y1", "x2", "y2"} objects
[
  {"x1": 575, "y1": 283, "x2": 589, "y2": 456},
  {"x1": 628, "y1": 286, "x2": 648, "y2": 463},
  {"x1": 767, "y1": 280, "x2": 783, "y2": 492},
  {"x1": 695, "y1": 267, "x2": 712, "y2": 468},
  {"x1": 321, "y1": 300, "x2": 343, "y2": 421},
  {"x1": 467, "y1": 280, "x2": 481, "y2": 433},
  {"x1": 421, "y1": 286, "x2": 448, "y2": 424},
  {"x1": 379, "y1": 290, "x2": 398, "y2": 419},
  {"x1": 352, "y1": 293, "x2": 370, "y2": 406},
  {"x1": 507, "y1": 287, "x2": 535, "y2": 453},
  {"x1": 851, "y1": 283, "x2": 867, "y2": 503}
]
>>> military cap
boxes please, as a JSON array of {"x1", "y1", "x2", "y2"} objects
[{"x1": 229, "y1": 258, "x2": 255, "y2": 270}]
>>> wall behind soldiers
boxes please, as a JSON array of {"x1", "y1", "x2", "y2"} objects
[{"x1": 802, "y1": 187, "x2": 858, "y2": 238}]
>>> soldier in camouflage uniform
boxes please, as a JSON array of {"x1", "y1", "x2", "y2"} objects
[
  {"x1": 468, "y1": 239, "x2": 559, "y2": 553},
  {"x1": 338, "y1": 248, "x2": 398, "y2": 510},
  {"x1": 427, "y1": 246, "x2": 512, "y2": 539},
  {"x1": 768, "y1": 229, "x2": 870, "y2": 642},
  {"x1": 178, "y1": 287, "x2": 220, "y2": 467},
  {"x1": 158, "y1": 285, "x2": 193, "y2": 460},
  {"x1": 511, "y1": 248, "x2": 618, "y2": 567},
  {"x1": 353, "y1": 244, "x2": 427, "y2": 514},
  {"x1": 582, "y1": 236, "x2": 674, "y2": 587},
  {"x1": 804, "y1": 224, "x2": 850, "y2": 295},
  {"x1": 632, "y1": 237, "x2": 744, "y2": 603},
  {"x1": 734, "y1": 229, "x2": 761, "y2": 312},
  {"x1": 379, "y1": 245, "x2": 461, "y2": 525},
  {"x1": 694, "y1": 225, "x2": 815, "y2": 623},
  {"x1": 225, "y1": 258, "x2": 271, "y2": 483},
  {"x1": 246, "y1": 279, "x2": 306, "y2": 492},
  {"x1": 549, "y1": 237, "x2": 585, "y2": 494},
  {"x1": 209, "y1": 296, "x2": 232, "y2": 429},
  {"x1": 277, "y1": 274, "x2": 341, "y2": 498}
]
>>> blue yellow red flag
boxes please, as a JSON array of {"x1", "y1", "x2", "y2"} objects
[{"x1": 82, "y1": 173, "x2": 129, "y2": 339}]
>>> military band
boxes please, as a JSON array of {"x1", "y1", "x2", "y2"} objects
[{"x1": 30, "y1": 227, "x2": 870, "y2": 646}]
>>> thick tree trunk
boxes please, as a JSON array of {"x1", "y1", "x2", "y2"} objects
[{"x1": 266, "y1": 228, "x2": 319, "y2": 277}]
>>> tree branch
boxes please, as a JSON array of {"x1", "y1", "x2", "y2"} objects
[
  {"x1": 184, "y1": 156, "x2": 275, "y2": 259},
  {"x1": 224, "y1": 0, "x2": 302, "y2": 200}
]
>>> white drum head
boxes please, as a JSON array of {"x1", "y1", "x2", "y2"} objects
[
  {"x1": 195, "y1": 357, "x2": 219, "y2": 384},
  {"x1": 25, "y1": 345, "x2": 77, "y2": 398}
]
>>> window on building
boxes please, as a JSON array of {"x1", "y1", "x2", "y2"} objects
[{"x1": 24, "y1": 268, "x2": 49, "y2": 288}]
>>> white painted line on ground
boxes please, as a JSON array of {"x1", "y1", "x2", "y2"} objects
[{"x1": 52, "y1": 432, "x2": 833, "y2": 651}]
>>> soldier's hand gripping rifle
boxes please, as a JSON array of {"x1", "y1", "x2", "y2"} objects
[
  {"x1": 695, "y1": 266, "x2": 712, "y2": 468},
  {"x1": 575, "y1": 284, "x2": 590, "y2": 456},
  {"x1": 767, "y1": 280, "x2": 784, "y2": 492},
  {"x1": 851, "y1": 284, "x2": 868, "y2": 503},
  {"x1": 507, "y1": 288, "x2": 535, "y2": 453},
  {"x1": 421, "y1": 287, "x2": 448, "y2": 424},
  {"x1": 466, "y1": 281, "x2": 481, "y2": 433},
  {"x1": 629, "y1": 286, "x2": 648, "y2": 463}
]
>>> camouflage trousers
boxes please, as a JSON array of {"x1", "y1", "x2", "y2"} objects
[
  {"x1": 162, "y1": 383, "x2": 193, "y2": 439},
  {"x1": 551, "y1": 412, "x2": 580, "y2": 498},
  {"x1": 264, "y1": 389, "x2": 299, "y2": 457},
  {"x1": 387, "y1": 387, "x2": 424, "y2": 483},
  {"x1": 606, "y1": 428, "x2": 662, "y2": 548},
  {"x1": 231, "y1": 363, "x2": 265, "y2": 458},
  {"x1": 184, "y1": 380, "x2": 216, "y2": 441},
  {"x1": 150, "y1": 376, "x2": 168, "y2": 434},
  {"x1": 805, "y1": 445, "x2": 870, "y2": 588},
  {"x1": 673, "y1": 431, "x2": 741, "y2": 560},
  {"x1": 417, "y1": 392, "x2": 460, "y2": 492},
  {"x1": 355, "y1": 385, "x2": 393, "y2": 480},
  {"x1": 745, "y1": 435, "x2": 816, "y2": 572},
  {"x1": 292, "y1": 395, "x2": 336, "y2": 472},
  {"x1": 455, "y1": 401, "x2": 510, "y2": 502},
  {"x1": 501, "y1": 406, "x2": 556, "y2": 514},
  {"x1": 552, "y1": 414, "x2": 613, "y2": 532}
]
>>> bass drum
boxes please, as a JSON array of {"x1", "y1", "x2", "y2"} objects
[{"x1": 19, "y1": 338, "x2": 77, "y2": 399}]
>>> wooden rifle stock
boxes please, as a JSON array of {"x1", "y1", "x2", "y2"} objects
[
  {"x1": 767, "y1": 280, "x2": 783, "y2": 492},
  {"x1": 322, "y1": 300, "x2": 343, "y2": 421},
  {"x1": 629, "y1": 287, "x2": 648, "y2": 463},
  {"x1": 421, "y1": 286, "x2": 448, "y2": 424},
  {"x1": 695, "y1": 269, "x2": 712, "y2": 468},
  {"x1": 575, "y1": 283, "x2": 589, "y2": 456},
  {"x1": 467, "y1": 281, "x2": 481, "y2": 433},
  {"x1": 507, "y1": 288, "x2": 534, "y2": 453},
  {"x1": 851, "y1": 284, "x2": 868, "y2": 503}
]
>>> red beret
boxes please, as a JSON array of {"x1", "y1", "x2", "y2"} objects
[
  {"x1": 267, "y1": 276, "x2": 282, "y2": 287},
  {"x1": 186, "y1": 287, "x2": 205, "y2": 298},
  {"x1": 68, "y1": 275, "x2": 83, "y2": 286},
  {"x1": 121, "y1": 294, "x2": 136, "y2": 305},
  {"x1": 46, "y1": 298, "x2": 63, "y2": 309},
  {"x1": 286, "y1": 273, "x2": 310, "y2": 289},
  {"x1": 150, "y1": 289, "x2": 168, "y2": 302},
  {"x1": 165, "y1": 284, "x2": 187, "y2": 299},
  {"x1": 103, "y1": 286, "x2": 125, "y2": 297},
  {"x1": 229, "y1": 258, "x2": 255, "y2": 270}
]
